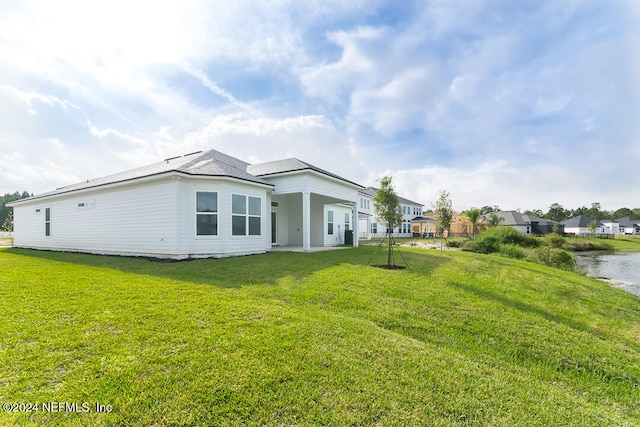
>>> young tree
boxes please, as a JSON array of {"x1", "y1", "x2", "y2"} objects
[
  {"x1": 434, "y1": 190, "x2": 453, "y2": 251},
  {"x1": 486, "y1": 213, "x2": 504, "y2": 228},
  {"x1": 373, "y1": 176, "x2": 402, "y2": 267},
  {"x1": 588, "y1": 220, "x2": 598, "y2": 237},
  {"x1": 461, "y1": 208, "x2": 482, "y2": 238}
]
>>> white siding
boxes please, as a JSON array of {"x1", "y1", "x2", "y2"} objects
[
  {"x1": 177, "y1": 178, "x2": 270, "y2": 257},
  {"x1": 12, "y1": 176, "x2": 271, "y2": 259},
  {"x1": 13, "y1": 178, "x2": 181, "y2": 257},
  {"x1": 324, "y1": 204, "x2": 352, "y2": 246},
  {"x1": 265, "y1": 171, "x2": 358, "y2": 202}
]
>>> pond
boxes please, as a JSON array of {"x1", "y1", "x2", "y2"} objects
[{"x1": 575, "y1": 251, "x2": 640, "y2": 297}]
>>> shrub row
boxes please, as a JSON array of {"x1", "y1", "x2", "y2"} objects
[{"x1": 462, "y1": 228, "x2": 577, "y2": 271}]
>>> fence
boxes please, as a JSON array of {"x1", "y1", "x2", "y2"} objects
[
  {"x1": 565, "y1": 233, "x2": 615, "y2": 239},
  {"x1": 0, "y1": 231, "x2": 13, "y2": 238}
]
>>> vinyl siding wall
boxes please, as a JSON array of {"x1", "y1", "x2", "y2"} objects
[
  {"x1": 12, "y1": 177, "x2": 181, "y2": 257},
  {"x1": 12, "y1": 176, "x2": 271, "y2": 259},
  {"x1": 181, "y1": 178, "x2": 270, "y2": 257},
  {"x1": 324, "y1": 204, "x2": 352, "y2": 246}
]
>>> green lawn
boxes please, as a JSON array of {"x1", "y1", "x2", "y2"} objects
[
  {"x1": 565, "y1": 235, "x2": 640, "y2": 251},
  {"x1": 1, "y1": 247, "x2": 639, "y2": 426}
]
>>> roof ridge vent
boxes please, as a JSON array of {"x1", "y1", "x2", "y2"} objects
[{"x1": 183, "y1": 151, "x2": 203, "y2": 157}]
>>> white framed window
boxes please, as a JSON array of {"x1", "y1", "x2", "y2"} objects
[
  {"x1": 328, "y1": 210, "x2": 334, "y2": 235},
  {"x1": 371, "y1": 223, "x2": 377, "y2": 233},
  {"x1": 344, "y1": 212, "x2": 350, "y2": 230},
  {"x1": 196, "y1": 192, "x2": 218, "y2": 236},
  {"x1": 45, "y1": 207, "x2": 51, "y2": 236},
  {"x1": 232, "y1": 194, "x2": 261, "y2": 236}
]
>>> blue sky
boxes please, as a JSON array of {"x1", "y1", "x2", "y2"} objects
[{"x1": 1, "y1": 0, "x2": 638, "y2": 212}]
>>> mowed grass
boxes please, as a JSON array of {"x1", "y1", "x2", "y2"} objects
[{"x1": 1, "y1": 247, "x2": 639, "y2": 426}]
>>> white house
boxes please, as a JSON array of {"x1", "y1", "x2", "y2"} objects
[
  {"x1": 560, "y1": 215, "x2": 605, "y2": 236},
  {"x1": 357, "y1": 191, "x2": 373, "y2": 240},
  {"x1": 8, "y1": 150, "x2": 362, "y2": 259},
  {"x1": 600, "y1": 220, "x2": 621, "y2": 235},
  {"x1": 616, "y1": 217, "x2": 640, "y2": 235},
  {"x1": 357, "y1": 187, "x2": 424, "y2": 239}
]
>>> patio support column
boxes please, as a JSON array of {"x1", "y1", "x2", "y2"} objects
[
  {"x1": 302, "y1": 191, "x2": 311, "y2": 251},
  {"x1": 352, "y1": 201, "x2": 359, "y2": 247}
]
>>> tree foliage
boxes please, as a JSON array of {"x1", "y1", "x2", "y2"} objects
[
  {"x1": 0, "y1": 191, "x2": 31, "y2": 229},
  {"x1": 486, "y1": 213, "x2": 504, "y2": 227},
  {"x1": 461, "y1": 208, "x2": 483, "y2": 237},
  {"x1": 1, "y1": 211, "x2": 13, "y2": 232},
  {"x1": 537, "y1": 202, "x2": 639, "y2": 221}
]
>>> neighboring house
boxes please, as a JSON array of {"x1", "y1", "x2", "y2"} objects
[
  {"x1": 485, "y1": 211, "x2": 563, "y2": 235},
  {"x1": 8, "y1": 150, "x2": 362, "y2": 259},
  {"x1": 615, "y1": 216, "x2": 640, "y2": 235},
  {"x1": 357, "y1": 187, "x2": 424, "y2": 239},
  {"x1": 418, "y1": 212, "x2": 470, "y2": 237},
  {"x1": 600, "y1": 220, "x2": 621, "y2": 235},
  {"x1": 560, "y1": 215, "x2": 604, "y2": 236},
  {"x1": 357, "y1": 191, "x2": 374, "y2": 240}
]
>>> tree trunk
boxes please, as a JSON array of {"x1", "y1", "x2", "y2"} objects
[{"x1": 387, "y1": 229, "x2": 392, "y2": 266}]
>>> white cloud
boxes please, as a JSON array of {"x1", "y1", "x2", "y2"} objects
[{"x1": 183, "y1": 113, "x2": 369, "y2": 182}]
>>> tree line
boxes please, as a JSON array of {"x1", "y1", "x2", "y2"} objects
[
  {"x1": 1, "y1": 191, "x2": 32, "y2": 231},
  {"x1": 522, "y1": 202, "x2": 640, "y2": 222},
  {"x1": 453, "y1": 202, "x2": 639, "y2": 223}
]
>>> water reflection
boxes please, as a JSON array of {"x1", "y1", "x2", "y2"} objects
[{"x1": 575, "y1": 252, "x2": 640, "y2": 297}]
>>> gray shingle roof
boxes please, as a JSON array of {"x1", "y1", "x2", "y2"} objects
[
  {"x1": 248, "y1": 158, "x2": 362, "y2": 188},
  {"x1": 12, "y1": 150, "x2": 272, "y2": 204},
  {"x1": 560, "y1": 215, "x2": 600, "y2": 228},
  {"x1": 615, "y1": 216, "x2": 640, "y2": 227},
  {"x1": 359, "y1": 187, "x2": 423, "y2": 207},
  {"x1": 485, "y1": 211, "x2": 560, "y2": 226}
]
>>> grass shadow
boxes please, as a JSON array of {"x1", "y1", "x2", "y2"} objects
[
  {"x1": 448, "y1": 280, "x2": 602, "y2": 337},
  {"x1": 3, "y1": 246, "x2": 451, "y2": 289}
]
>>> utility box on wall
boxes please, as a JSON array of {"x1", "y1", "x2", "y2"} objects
[{"x1": 344, "y1": 229, "x2": 353, "y2": 246}]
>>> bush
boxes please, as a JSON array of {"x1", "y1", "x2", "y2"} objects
[
  {"x1": 463, "y1": 227, "x2": 539, "y2": 254},
  {"x1": 499, "y1": 244, "x2": 526, "y2": 260},
  {"x1": 527, "y1": 247, "x2": 577, "y2": 271},
  {"x1": 565, "y1": 241, "x2": 595, "y2": 251},
  {"x1": 446, "y1": 240, "x2": 463, "y2": 248},
  {"x1": 462, "y1": 235, "x2": 501, "y2": 254},
  {"x1": 544, "y1": 233, "x2": 566, "y2": 249}
]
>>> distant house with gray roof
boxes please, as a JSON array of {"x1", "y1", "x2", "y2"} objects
[
  {"x1": 560, "y1": 215, "x2": 605, "y2": 236},
  {"x1": 8, "y1": 149, "x2": 364, "y2": 259},
  {"x1": 615, "y1": 216, "x2": 640, "y2": 235},
  {"x1": 485, "y1": 211, "x2": 563, "y2": 235}
]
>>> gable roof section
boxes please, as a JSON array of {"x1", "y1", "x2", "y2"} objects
[
  {"x1": 487, "y1": 211, "x2": 559, "y2": 226},
  {"x1": 560, "y1": 215, "x2": 600, "y2": 228},
  {"x1": 248, "y1": 158, "x2": 362, "y2": 188},
  {"x1": 615, "y1": 216, "x2": 640, "y2": 227},
  {"x1": 11, "y1": 150, "x2": 272, "y2": 204},
  {"x1": 359, "y1": 187, "x2": 423, "y2": 207}
]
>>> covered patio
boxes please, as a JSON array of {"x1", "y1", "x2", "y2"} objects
[{"x1": 248, "y1": 158, "x2": 363, "y2": 252}]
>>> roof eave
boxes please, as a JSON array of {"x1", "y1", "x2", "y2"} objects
[{"x1": 8, "y1": 171, "x2": 273, "y2": 205}]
